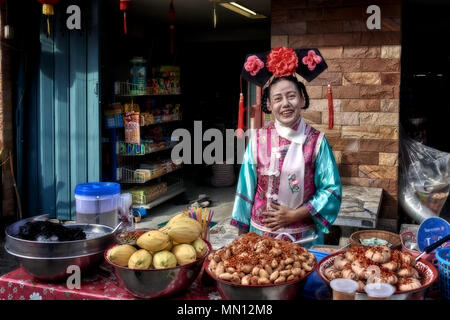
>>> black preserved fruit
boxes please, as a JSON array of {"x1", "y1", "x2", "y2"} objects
[{"x1": 17, "y1": 221, "x2": 86, "y2": 241}]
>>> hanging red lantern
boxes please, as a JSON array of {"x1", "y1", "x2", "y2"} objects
[
  {"x1": 237, "y1": 77, "x2": 246, "y2": 139},
  {"x1": 37, "y1": 0, "x2": 59, "y2": 37},
  {"x1": 120, "y1": 0, "x2": 131, "y2": 35},
  {"x1": 327, "y1": 84, "x2": 334, "y2": 130},
  {"x1": 168, "y1": 0, "x2": 175, "y2": 54}
]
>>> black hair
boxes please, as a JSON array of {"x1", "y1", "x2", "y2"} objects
[{"x1": 261, "y1": 76, "x2": 310, "y2": 114}]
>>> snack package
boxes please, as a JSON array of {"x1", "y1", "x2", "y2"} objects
[{"x1": 124, "y1": 111, "x2": 140, "y2": 144}]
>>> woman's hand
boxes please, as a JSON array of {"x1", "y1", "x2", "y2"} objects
[{"x1": 262, "y1": 202, "x2": 310, "y2": 231}]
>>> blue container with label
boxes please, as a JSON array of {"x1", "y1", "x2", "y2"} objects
[{"x1": 130, "y1": 57, "x2": 147, "y2": 94}]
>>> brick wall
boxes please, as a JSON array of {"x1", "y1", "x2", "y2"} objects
[
  {"x1": 0, "y1": 3, "x2": 16, "y2": 218},
  {"x1": 272, "y1": 0, "x2": 401, "y2": 219}
]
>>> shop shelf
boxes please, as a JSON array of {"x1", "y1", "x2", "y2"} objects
[
  {"x1": 114, "y1": 82, "x2": 181, "y2": 97},
  {"x1": 117, "y1": 141, "x2": 176, "y2": 156},
  {"x1": 118, "y1": 163, "x2": 182, "y2": 184},
  {"x1": 133, "y1": 181, "x2": 186, "y2": 210}
]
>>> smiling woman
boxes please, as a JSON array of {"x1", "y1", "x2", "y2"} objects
[{"x1": 231, "y1": 47, "x2": 342, "y2": 247}]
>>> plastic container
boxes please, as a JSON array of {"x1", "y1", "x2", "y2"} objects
[
  {"x1": 364, "y1": 283, "x2": 395, "y2": 300},
  {"x1": 330, "y1": 279, "x2": 359, "y2": 300},
  {"x1": 75, "y1": 182, "x2": 121, "y2": 228},
  {"x1": 436, "y1": 247, "x2": 450, "y2": 300},
  {"x1": 130, "y1": 57, "x2": 147, "y2": 94}
]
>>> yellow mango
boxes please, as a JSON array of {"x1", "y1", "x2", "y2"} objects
[
  {"x1": 107, "y1": 244, "x2": 137, "y2": 267},
  {"x1": 136, "y1": 230, "x2": 171, "y2": 252},
  {"x1": 172, "y1": 244, "x2": 197, "y2": 266},
  {"x1": 128, "y1": 249, "x2": 152, "y2": 270}
]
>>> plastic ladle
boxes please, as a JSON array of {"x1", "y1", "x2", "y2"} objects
[{"x1": 415, "y1": 234, "x2": 450, "y2": 261}]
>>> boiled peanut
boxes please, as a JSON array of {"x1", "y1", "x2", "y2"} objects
[
  {"x1": 239, "y1": 272, "x2": 245, "y2": 279},
  {"x1": 284, "y1": 258, "x2": 294, "y2": 265},
  {"x1": 252, "y1": 266, "x2": 260, "y2": 276},
  {"x1": 241, "y1": 264, "x2": 253, "y2": 274},
  {"x1": 280, "y1": 270, "x2": 292, "y2": 277},
  {"x1": 219, "y1": 272, "x2": 233, "y2": 281},
  {"x1": 271, "y1": 259, "x2": 278, "y2": 269},
  {"x1": 209, "y1": 259, "x2": 217, "y2": 270},
  {"x1": 291, "y1": 268, "x2": 302, "y2": 276},
  {"x1": 259, "y1": 269, "x2": 269, "y2": 279},
  {"x1": 226, "y1": 267, "x2": 236, "y2": 273},
  {"x1": 215, "y1": 263, "x2": 225, "y2": 276},
  {"x1": 258, "y1": 277, "x2": 270, "y2": 285},
  {"x1": 269, "y1": 270, "x2": 280, "y2": 282},
  {"x1": 293, "y1": 261, "x2": 301, "y2": 268},
  {"x1": 285, "y1": 264, "x2": 292, "y2": 270},
  {"x1": 224, "y1": 248, "x2": 231, "y2": 259},
  {"x1": 250, "y1": 276, "x2": 259, "y2": 285},
  {"x1": 241, "y1": 275, "x2": 251, "y2": 285},
  {"x1": 287, "y1": 275, "x2": 295, "y2": 281},
  {"x1": 274, "y1": 276, "x2": 286, "y2": 284},
  {"x1": 302, "y1": 262, "x2": 313, "y2": 272},
  {"x1": 264, "y1": 264, "x2": 273, "y2": 275},
  {"x1": 231, "y1": 273, "x2": 241, "y2": 284}
]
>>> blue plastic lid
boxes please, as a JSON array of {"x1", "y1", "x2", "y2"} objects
[
  {"x1": 75, "y1": 182, "x2": 121, "y2": 197},
  {"x1": 417, "y1": 217, "x2": 450, "y2": 252}
]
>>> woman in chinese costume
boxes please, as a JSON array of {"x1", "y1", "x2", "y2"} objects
[{"x1": 231, "y1": 47, "x2": 342, "y2": 247}]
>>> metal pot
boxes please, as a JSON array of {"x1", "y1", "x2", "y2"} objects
[
  {"x1": 4, "y1": 215, "x2": 118, "y2": 282},
  {"x1": 204, "y1": 257, "x2": 317, "y2": 300},
  {"x1": 105, "y1": 241, "x2": 211, "y2": 299}
]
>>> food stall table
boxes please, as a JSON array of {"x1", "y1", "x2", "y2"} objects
[{"x1": 0, "y1": 265, "x2": 222, "y2": 300}]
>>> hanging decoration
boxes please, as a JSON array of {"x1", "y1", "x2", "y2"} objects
[
  {"x1": 37, "y1": 0, "x2": 59, "y2": 37},
  {"x1": 120, "y1": 0, "x2": 131, "y2": 35},
  {"x1": 237, "y1": 77, "x2": 246, "y2": 139},
  {"x1": 213, "y1": 1, "x2": 217, "y2": 29},
  {"x1": 168, "y1": 0, "x2": 175, "y2": 54},
  {"x1": 327, "y1": 84, "x2": 334, "y2": 129}
]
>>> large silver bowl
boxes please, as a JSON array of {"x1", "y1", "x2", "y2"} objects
[
  {"x1": 105, "y1": 241, "x2": 211, "y2": 299},
  {"x1": 204, "y1": 256, "x2": 317, "y2": 300},
  {"x1": 4, "y1": 216, "x2": 117, "y2": 282}
]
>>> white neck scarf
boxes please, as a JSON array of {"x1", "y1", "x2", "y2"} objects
[{"x1": 275, "y1": 117, "x2": 306, "y2": 209}]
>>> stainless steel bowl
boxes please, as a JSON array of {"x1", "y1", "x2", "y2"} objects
[
  {"x1": 204, "y1": 257, "x2": 317, "y2": 300},
  {"x1": 105, "y1": 242, "x2": 211, "y2": 299},
  {"x1": 4, "y1": 216, "x2": 117, "y2": 282}
]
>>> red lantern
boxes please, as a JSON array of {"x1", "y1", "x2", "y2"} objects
[
  {"x1": 169, "y1": 0, "x2": 175, "y2": 54},
  {"x1": 120, "y1": 0, "x2": 131, "y2": 35},
  {"x1": 37, "y1": 0, "x2": 59, "y2": 36},
  {"x1": 327, "y1": 84, "x2": 334, "y2": 130}
]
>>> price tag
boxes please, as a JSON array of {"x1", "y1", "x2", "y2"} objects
[{"x1": 417, "y1": 217, "x2": 450, "y2": 252}]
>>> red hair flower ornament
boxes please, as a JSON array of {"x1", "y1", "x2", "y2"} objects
[
  {"x1": 302, "y1": 50, "x2": 322, "y2": 71},
  {"x1": 244, "y1": 55, "x2": 265, "y2": 76},
  {"x1": 266, "y1": 46, "x2": 298, "y2": 77}
]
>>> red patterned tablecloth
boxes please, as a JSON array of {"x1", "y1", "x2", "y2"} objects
[{"x1": 0, "y1": 264, "x2": 222, "y2": 300}]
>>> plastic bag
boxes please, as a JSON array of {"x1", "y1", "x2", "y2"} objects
[{"x1": 399, "y1": 132, "x2": 450, "y2": 221}]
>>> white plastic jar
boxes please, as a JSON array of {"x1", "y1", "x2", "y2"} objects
[{"x1": 75, "y1": 182, "x2": 121, "y2": 228}]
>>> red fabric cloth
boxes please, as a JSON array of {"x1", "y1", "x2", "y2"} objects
[{"x1": 0, "y1": 265, "x2": 222, "y2": 300}]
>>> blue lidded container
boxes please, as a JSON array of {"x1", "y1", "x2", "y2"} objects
[{"x1": 75, "y1": 182, "x2": 121, "y2": 228}]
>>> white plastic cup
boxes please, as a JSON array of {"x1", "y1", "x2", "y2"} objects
[
  {"x1": 364, "y1": 283, "x2": 396, "y2": 300},
  {"x1": 330, "y1": 279, "x2": 359, "y2": 300}
]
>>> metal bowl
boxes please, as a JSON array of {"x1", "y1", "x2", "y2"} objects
[
  {"x1": 204, "y1": 256, "x2": 317, "y2": 300},
  {"x1": 4, "y1": 216, "x2": 117, "y2": 282},
  {"x1": 104, "y1": 241, "x2": 211, "y2": 299},
  {"x1": 316, "y1": 251, "x2": 439, "y2": 300}
]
